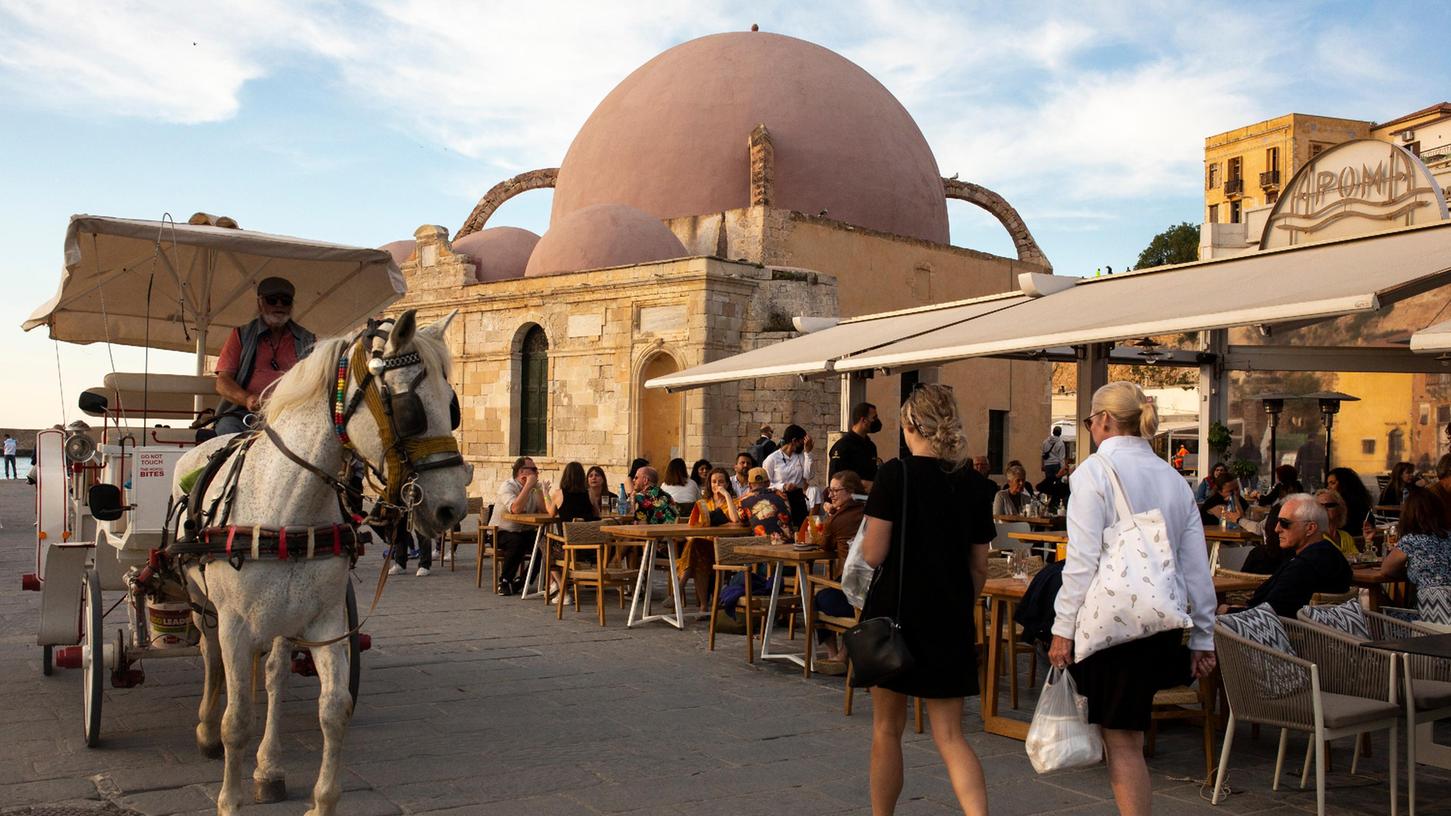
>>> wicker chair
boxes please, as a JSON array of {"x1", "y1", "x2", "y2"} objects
[
  {"x1": 1299, "y1": 604, "x2": 1451, "y2": 815},
  {"x1": 547, "y1": 521, "x2": 632, "y2": 625},
  {"x1": 444, "y1": 497, "x2": 484, "y2": 572},
  {"x1": 1212, "y1": 618, "x2": 1401, "y2": 816},
  {"x1": 708, "y1": 536, "x2": 803, "y2": 663}
]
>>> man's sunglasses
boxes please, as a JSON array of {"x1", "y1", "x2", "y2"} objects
[
  {"x1": 1274, "y1": 517, "x2": 1300, "y2": 528},
  {"x1": 263, "y1": 294, "x2": 293, "y2": 307}
]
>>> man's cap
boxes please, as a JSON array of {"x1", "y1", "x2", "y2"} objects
[
  {"x1": 759, "y1": 424, "x2": 773, "y2": 435},
  {"x1": 748, "y1": 467, "x2": 769, "y2": 485},
  {"x1": 257, "y1": 277, "x2": 295, "y2": 298}
]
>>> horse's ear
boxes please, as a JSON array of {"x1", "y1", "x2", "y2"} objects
[
  {"x1": 386, "y1": 309, "x2": 417, "y2": 354},
  {"x1": 420, "y1": 309, "x2": 458, "y2": 341}
]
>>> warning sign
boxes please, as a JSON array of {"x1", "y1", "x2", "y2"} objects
[{"x1": 138, "y1": 451, "x2": 167, "y2": 479}]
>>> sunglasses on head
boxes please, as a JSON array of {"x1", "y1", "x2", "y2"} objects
[{"x1": 263, "y1": 294, "x2": 293, "y2": 307}]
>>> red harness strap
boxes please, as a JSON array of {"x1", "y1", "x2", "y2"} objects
[
  {"x1": 277, "y1": 526, "x2": 288, "y2": 560},
  {"x1": 332, "y1": 525, "x2": 342, "y2": 557},
  {"x1": 225, "y1": 526, "x2": 238, "y2": 559}
]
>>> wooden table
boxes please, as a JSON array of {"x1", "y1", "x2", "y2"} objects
[
  {"x1": 600, "y1": 523, "x2": 750, "y2": 630},
  {"x1": 1352, "y1": 566, "x2": 1409, "y2": 612},
  {"x1": 500, "y1": 512, "x2": 560, "y2": 599},
  {"x1": 994, "y1": 514, "x2": 1063, "y2": 529},
  {"x1": 980, "y1": 572, "x2": 1268, "y2": 741},
  {"x1": 734, "y1": 542, "x2": 831, "y2": 669},
  {"x1": 1205, "y1": 528, "x2": 1260, "y2": 543},
  {"x1": 1006, "y1": 530, "x2": 1067, "y2": 561}
]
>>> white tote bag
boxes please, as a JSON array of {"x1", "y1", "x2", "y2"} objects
[{"x1": 1073, "y1": 455, "x2": 1192, "y2": 662}]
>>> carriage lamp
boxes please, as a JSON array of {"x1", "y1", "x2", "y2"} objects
[{"x1": 1305, "y1": 391, "x2": 1359, "y2": 481}]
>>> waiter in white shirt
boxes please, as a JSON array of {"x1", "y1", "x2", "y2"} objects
[{"x1": 762, "y1": 423, "x2": 814, "y2": 528}]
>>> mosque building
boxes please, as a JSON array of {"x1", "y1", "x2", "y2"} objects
[{"x1": 381, "y1": 29, "x2": 1055, "y2": 492}]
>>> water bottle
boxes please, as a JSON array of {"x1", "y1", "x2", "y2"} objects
[{"x1": 619, "y1": 483, "x2": 632, "y2": 516}]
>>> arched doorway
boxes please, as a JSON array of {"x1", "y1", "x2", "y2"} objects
[
  {"x1": 518, "y1": 325, "x2": 549, "y2": 456},
  {"x1": 637, "y1": 353, "x2": 683, "y2": 467}
]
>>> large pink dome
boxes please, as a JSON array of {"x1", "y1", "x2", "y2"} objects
[
  {"x1": 551, "y1": 31, "x2": 948, "y2": 244},
  {"x1": 524, "y1": 204, "x2": 686, "y2": 277},
  {"x1": 379, "y1": 240, "x2": 415, "y2": 266},
  {"x1": 452, "y1": 227, "x2": 540, "y2": 282}
]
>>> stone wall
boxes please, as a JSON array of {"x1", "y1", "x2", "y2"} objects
[{"x1": 387, "y1": 235, "x2": 838, "y2": 496}]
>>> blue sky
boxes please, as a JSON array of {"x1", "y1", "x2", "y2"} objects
[{"x1": 3, "y1": 1, "x2": 1448, "y2": 428}]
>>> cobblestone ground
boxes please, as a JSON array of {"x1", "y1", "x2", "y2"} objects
[{"x1": 1, "y1": 480, "x2": 1445, "y2": 815}]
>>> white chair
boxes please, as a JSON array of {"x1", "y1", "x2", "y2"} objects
[
  {"x1": 1215, "y1": 544, "x2": 1254, "y2": 573},
  {"x1": 990, "y1": 521, "x2": 1031, "y2": 552}
]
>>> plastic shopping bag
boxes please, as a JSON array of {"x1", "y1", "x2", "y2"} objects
[
  {"x1": 840, "y1": 516, "x2": 873, "y2": 609},
  {"x1": 1025, "y1": 668, "x2": 1103, "y2": 773}
]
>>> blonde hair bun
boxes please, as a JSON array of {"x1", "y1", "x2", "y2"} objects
[
  {"x1": 901, "y1": 383, "x2": 967, "y2": 470},
  {"x1": 1091, "y1": 381, "x2": 1159, "y2": 438}
]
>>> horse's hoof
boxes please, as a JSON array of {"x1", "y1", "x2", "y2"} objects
[
  {"x1": 253, "y1": 777, "x2": 286, "y2": 803},
  {"x1": 198, "y1": 740, "x2": 224, "y2": 760}
]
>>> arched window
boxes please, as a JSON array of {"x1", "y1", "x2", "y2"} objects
[{"x1": 519, "y1": 325, "x2": 548, "y2": 456}]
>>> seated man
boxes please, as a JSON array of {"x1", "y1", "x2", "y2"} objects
[
  {"x1": 630, "y1": 466, "x2": 679, "y2": 525},
  {"x1": 1219, "y1": 493, "x2": 1351, "y2": 617},
  {"x1": 490, "y1": 457, "x2": 546, "y2": 595},
  {"x1": 214, "y1": 277, "x2": 315, "y2": 435},
  {"x1": 739, "y1": 467, "x2": 795, "y2": 541}
]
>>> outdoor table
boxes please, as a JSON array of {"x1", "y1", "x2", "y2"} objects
[
  {"x1": 1006, "y1": 530, "x2": 1066, "y2": 561},
  {"x1": 1352, "y1": 566, "x2": 1409, "y2": 612},
  {"x1": 501, "y1": 512, "x2": 559, "y2": 600},
  {"x1": 981, "y1": 571, "x2": 1269, "y2": 741},
  {"x1": 599, "y1": 523, "x2": 749, "y2": 630},
  {"x1": 1205, "y1": 528, "x2": 1260, "y2": 543},
  {"x1": 732, "y1": 542, "x2": 830, "y2": 668},
  {"x1": 1361, "y1": 631, "x2": 1451, "y2": 770},
  {"x1": 993, "y1": 514, "x2": 1062, "y2": 529}
]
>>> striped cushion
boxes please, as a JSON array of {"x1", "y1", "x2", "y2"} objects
[
  {"x1": 1219, "y1": 603, "x2": 1308, "y2": 699},
  {"x1": 1300, "y1": 599, "x2": 1369, "y2": 640},
  {"x1": 1418, "y1": 586, "x2": 1451, "y2": 626}
]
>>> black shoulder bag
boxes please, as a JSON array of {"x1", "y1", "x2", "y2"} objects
[{"x1": 844, "y1": 461, "x2": 914, "y2": 688}]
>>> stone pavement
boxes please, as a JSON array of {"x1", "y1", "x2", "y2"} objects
[{"x1": 0, "y1": 479, "x2": 1445, "y2": 815}]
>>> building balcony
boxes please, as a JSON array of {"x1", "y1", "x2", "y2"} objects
[
  {"x1": 1259, "y1": 170, "x2": 1281, "y2": 188},
  {"x1": 1224, "y1": 178, "x2": 1244, "y2": 196}
]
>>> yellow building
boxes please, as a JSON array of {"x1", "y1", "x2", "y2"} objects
[{"x1": 1203, "y1": 114, "x2": 1370, "y2": 227}]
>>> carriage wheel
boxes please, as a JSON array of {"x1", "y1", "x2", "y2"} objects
[
  {"x1": 346, "y1": 582, "x2": 361, "y2": 706},
  {"x1": 42, "y1": 644, "x2": 53, "y2": 676},
  {"x1": 82, "y1": 569, "x2": 103, "y2": 747}
]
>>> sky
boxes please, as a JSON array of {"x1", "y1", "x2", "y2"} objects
[{"x1": 2, "y1": 0, "x2": 1448, "y2": 429}]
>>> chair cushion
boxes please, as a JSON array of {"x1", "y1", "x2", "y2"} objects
[
  {"x1": 1411, "y1": 678, "x2": 1451, "y2": 711},
  {"x1": 817, "y1": 613, "x2": 857, "y2": 629},
  {"x1": 1219, "y1": 603, "x2": 1306, "y2": 699},
  {"x1": 1319, "y1": 690, "x2": 1400, "y2": 730},
  {"x1": 1419, "y1": 586, "x2": 1451, "y2": 626},
  {"x1": 1300, "y1": 599, "x2": 1370, "y2": 640}
]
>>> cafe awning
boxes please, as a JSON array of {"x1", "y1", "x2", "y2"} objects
[
  {"x1": 644, "y1": 291, "x2": 1027, "y2": 391},
  {"x1": 1411, "y1": 317, "x2": 1451, "y2": 354}
]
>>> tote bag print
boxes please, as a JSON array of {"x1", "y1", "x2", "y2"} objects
[{"x1": 1074, "y1": 457, "x2": 1192, "y2": 661}]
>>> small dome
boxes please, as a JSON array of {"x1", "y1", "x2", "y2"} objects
[
  {"x1": 452, "y1": 227, "x2": 540, "y2": 282},
  {"x1": 379, "y1": 240, "x2": 415, "y2": 266},
  {"x1": 551, "y1": 31, "x2": 949, "y2": 244},
  {"x1": 524, "y1": 204, "x2": 686, "y2": 277}
]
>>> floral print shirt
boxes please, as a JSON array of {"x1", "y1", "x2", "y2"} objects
[
  {"x1": 740, "y1": 488, "x2": 795, "y2": 540},
  {"x1": 632, "y1": 484, "x2": 679, "y2": 525}
]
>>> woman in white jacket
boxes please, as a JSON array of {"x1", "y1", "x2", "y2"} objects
[{"x1": 1048, "y1": 382, "x2": 1218, "y2": 816}]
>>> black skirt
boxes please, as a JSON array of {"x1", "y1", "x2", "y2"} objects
[{"x1": 1067, "y1": 630, "x2": 1191, "y2": 731}]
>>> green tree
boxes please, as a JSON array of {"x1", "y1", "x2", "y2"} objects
[{"x1": 1135, "y1": 222, "x2": 1201, "y2": 269}]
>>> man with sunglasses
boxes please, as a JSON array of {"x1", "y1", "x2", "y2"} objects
[
  {"x1": 214, "y1": 277, "x2": 315, "y2": 435},
  {"x1": 1217, "y1": 493, "x2": 1351, "y2": 616}
]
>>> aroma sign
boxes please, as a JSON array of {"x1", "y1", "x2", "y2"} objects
[{"x1": 1261, "y1": 139, "x2": 1448, "y2": 249}]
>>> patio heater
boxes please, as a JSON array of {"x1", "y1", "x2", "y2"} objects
[
  {"x1": 1253, "y1": 392, "x2": 1297, "y2": 474},
  {"x1": 1305, "y1": 391, "x2": 1360, "y2": 483}
]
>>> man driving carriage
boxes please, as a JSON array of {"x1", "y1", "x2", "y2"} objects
[{"x1": 213, "y1": 277, "x2": 315, "y2": 434}]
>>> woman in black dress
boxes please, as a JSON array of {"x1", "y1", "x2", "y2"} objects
[{"x1": 860, "y1": 384, "x2": 996, "y2": 815}]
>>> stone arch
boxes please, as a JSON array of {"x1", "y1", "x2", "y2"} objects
[
  {"x1": 457, "y1": 168, "x2": 560, "y2": 239},
  {"x1": 631, "y1": 344, "x2": 687, "y2": 469},
  {"x1": 942, "y1": 178, "x2": 1053, "y2": 272}
]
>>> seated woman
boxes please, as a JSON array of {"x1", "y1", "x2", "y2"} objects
[
  {"x1": 660, "y1": 457, "x2": 701, "y2": 506},
  {"x1": 1195, "y1": 462, "x2": 1229, "y2": 504},
  {"x1": 1368, "y1": 487, "x2": 1451, "y2": 610},
  {"x1": 1326, "y1": 466, "x2": 1372, "y2": 534},
  {"x1": 1257, "y1": 464, "x2": 1303, "y2": 508},
  {"x1": 1379, "y1": 461, "x2": 1421, "y2": 508},
  {"x1": 1314, "y1": 488, "x2": 1360, "y2": 559},
  {"x1": 543, "y1": 461, "x2": 600, "y2": 604},
  {"x1": 1200, "y1": 474, "x2": 1245, "y2": 529},
  {"x1": 691, "y1": 458, "x2": 712, "y2": 491},
  {"x1": 681, "y1": 467, "x2": 741, "y2": 610},
  {"x1": 992, "y1": 464, "x2": 1035, "y2": 516},
  {"x1": 813, "y1": 471, "x2": 867, "y2": 672},
  {"x1": 586, "y1": 465, "x2": 613, "y2": 515}
]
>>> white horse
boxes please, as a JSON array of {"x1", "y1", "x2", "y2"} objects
[{"x1": 172, "y1": 310, "x2": 469, "y2": 816}]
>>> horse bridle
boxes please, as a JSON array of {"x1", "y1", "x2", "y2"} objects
[{"x1": 330, "y1": 319, "x2": 464, "y2": 516}]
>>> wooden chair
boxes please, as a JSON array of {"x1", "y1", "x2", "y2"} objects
[
  {"x1": 1147, "y1": 676, "x2": 1219, "y2": 779},
  {"x1": 473, "y1": 503, "x2": 500, "y2": 591},
  {"x1": 709, "y1": 536, "x2": 805, "y2": 663},
  {"x1": 985, "y1": 557, "x2": 1043, "y2": 709},
  {"x1": 802, "y1": 572, "x2": 923, "y2": 734},
  {"x1": 547, "y1": 521, "x2": 632, "y2": 625},
  {"x1": 444, "y1": 497, "x2": 484, "y2": 571}
]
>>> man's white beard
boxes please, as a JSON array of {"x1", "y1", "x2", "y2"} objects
[{"x1": 261, "y1": 312, "x2": 289, "y2": 329}]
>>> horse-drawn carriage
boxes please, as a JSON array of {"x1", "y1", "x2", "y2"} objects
[{"x1": 21, "y1": 215, "x2": 469, "y2": 815}]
